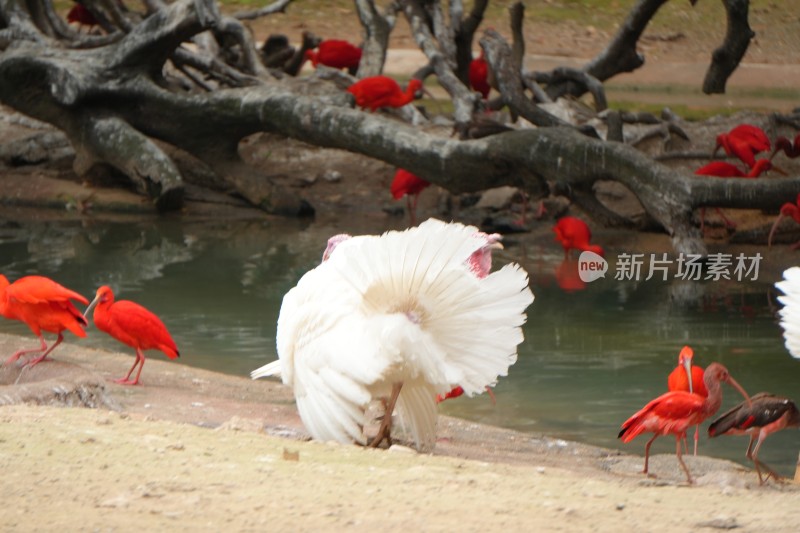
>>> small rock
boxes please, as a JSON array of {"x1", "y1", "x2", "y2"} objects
[{"x1": 320, "y1": 170, "x2": 342, "y2": 183}]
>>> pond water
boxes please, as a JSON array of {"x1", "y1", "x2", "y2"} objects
[{"x1": 1, "y1": 215, "x2": 798, "y2": 476}]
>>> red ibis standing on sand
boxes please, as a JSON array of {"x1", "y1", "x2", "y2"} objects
[
  {"x1": 552, "y1": 216, "x2": 604, "y2": 260},
  {"x1": 618, "y1": 362, "x2": 751, "y2": 484},
  {"x1": 767, "y1": 193, "x2": 800, "y2": 249},
  {"x1": 390, "y1": 169, "x2": 430, "y2": 226},
  {"x1": 667, "y1": 345, "x2": 708, "y2": 455},
  {"x1": 84, "y1": 286, "x2": 179, "y2": 385},
  {"x1": 0, "y1": 275, "x2": 88, "y2": 367},
  {"x1": 713, "y1": 124, "x2": 771, "y2": 169},
  {"x1": 468, "y1": 51, "x2": 490, "y2": 99},
  {"x1": 708, "y1": 392, "x2": 800, "y2": 485},
  {"x1": 304, "y1": 40, "x2": 362, "y2": 73},
  {"x1": 347, "y1": 76, "x2": 424, "y2": 112},
  {"x1": 252, "y1": 219, "x2": 533, "y2": 450}
]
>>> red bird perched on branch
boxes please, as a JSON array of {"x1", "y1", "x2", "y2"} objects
[
  {"x1": 390, "y1": 169, "x2": 430, "y2": 226},
  {"x1": 468, "y1": 51, "x2": 490, "y2": 99},
  {"x1": 84, "y1": 286, "x2": 179, "y2": 386},
  {"x1": 713, "y1": 124, "x2": 771, "y2": 169},
  {"x1": 708, "y1": 393, "x2": 800, "y2": 485},
  {"x1": 347, "y1": 76, "x2": 423, "y2": 112},
  {"x1": 305, "y1": 40, "x2": 362, "y2": 73},
  {"x1": 771, "y1": 134, "x2": 800, "y2": 159},
  {"x1": 552, "y1": 216, "x2": 604, "y2": 260},
  {"x1": 667, "y1": 345, "x2": 707, "y2": 455},
  {"x1": 66, "y1": 3, "x2": 98, "y2": 30},
  {"x1": 618, "y1": 362, "x2": 751, "y2": 484},
  {"x1": 767, "y1": 193, "x2": 800, "y2": 248},
  {"x1": 0, "y1": 275, "x2": 89, "y2": 367}
]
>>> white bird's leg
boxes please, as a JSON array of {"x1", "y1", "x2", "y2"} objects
[{"x1": 369, "y1": 382, "x2": 403, "y2": 448}]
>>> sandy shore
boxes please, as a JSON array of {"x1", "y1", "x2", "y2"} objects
[{"x1": 1, "y1": 333, "x2": 799, "y2": 531}]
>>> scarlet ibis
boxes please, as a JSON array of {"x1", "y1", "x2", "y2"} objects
[
  {"x1": 255, "y1": 219, "x2": 533, "y2": 451},
  {"x1": 468, "y1": 51, "x2": 490, "y2": 99},
  {"x1": 0, "y1": 275, "x2": 88, "y2": 367},
  {"x1": 770, "y1": 134, "x2": 800, "y2": 159},
  {"x1": 390, "y1": 169, "x2": 430, "y2": 226},
  {"x1": 694, "y1": 158, "x2": 780, "y2": 232},
  {"x1": 708, "y1": 392, "x2": 800, "y2": 484},
  {"x1": 553, "y1": 216, "x2": 604, "y2": 260},
  {"x1": 347, "y1": 76, "x2": 424, "y2": 112},
  {"x1": 767, "y1": 193, "x2": 800, "y2": 248},
  {"x1": 618, "y1": 362, "x2": 750, "y2": 484},
  {"x1": 66, "y1": 3, "x2": 98, "y2": 31},
  {"x1": 667, "y1": 345, "x2": 707, "y2": 455},
  {"x1": 713, "y1": 124, "x2": 771, "y2": 169},
  {"x1": 776, "y1": 266, "x2": 800, "y2": 359},
  {"x1": 305, "y1": 40, "x2": 362, "y2": 73},
  {"x1": 84, "y1": 286, "x2": 179, "y2": 386}
]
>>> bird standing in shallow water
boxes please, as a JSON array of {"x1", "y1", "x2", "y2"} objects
[
  {"x1": 84, "y1": 286, "x2": 179, "y2": 385},
  {"x1": 0, "y1": 275, "x2": 88, "y2": 367},
  {"x1": 708, "y1": 392, "x2": 800, "y2": 485},
  {"x1": 256, "y1": 219, "x2": 533, "y2": 451},
  {"x1": 553, "y1": 216, "x2": 604, "y2": 260},
  {"x1": 666, "y1": 345, "x2": 707, "y2": 455},
  {"x1": 618, "y1": 362, "x2": 750, "y2": 484}
]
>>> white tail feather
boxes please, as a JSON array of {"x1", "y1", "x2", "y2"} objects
[
  {"x1": 777, "y1": 266, "x2": 800, "y2": 359},
  {"x1": 250, "y1": 359, "x2": 282, "y2": 380}
]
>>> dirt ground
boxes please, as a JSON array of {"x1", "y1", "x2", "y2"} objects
[
  {"x1": 2, "y1": 4, "x2": 800, "y2": 531},
  {"x1": 2, "y1": 334, "x2": 800, "y2": 532}
]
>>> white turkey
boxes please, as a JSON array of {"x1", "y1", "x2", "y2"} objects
[{"x1": 251, "y1": 219, "x2": 534, "y2": 451}]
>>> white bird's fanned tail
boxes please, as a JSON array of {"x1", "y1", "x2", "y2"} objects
[
  {"x1": 261, "y1": 219, "x2": 534, "y2": 451},
  {"x1": 777, "y1": 266, "x2": 800, "y2": 358}
]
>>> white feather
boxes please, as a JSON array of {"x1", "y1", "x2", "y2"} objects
[
  {"x1": 259, "y1": 219, "x2": 534, "y2": 450},
  {"x1": 250, "y1": 359, "x2": 282, "y2": 380},
  {"x1": 777, "y1": 266, "x2": 800, "y2": 359}
]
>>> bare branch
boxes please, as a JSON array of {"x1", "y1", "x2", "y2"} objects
[{"x1": 702, "y1": 0, "x2": 754, "y2": 94}]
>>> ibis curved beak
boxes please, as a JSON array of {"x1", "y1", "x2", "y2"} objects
[
  {"x1": 83, "y1": 294, "x2": 100, "y2": 322},
  {"x1": 682, "y1": 356, "x2": 694, "y2": 394},
  {"x1": 725, "y1": 374, "x2": 752, "y2": 407}
]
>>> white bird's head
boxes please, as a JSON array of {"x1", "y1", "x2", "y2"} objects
[
  {"x1": 467, "y1": 232, "x2": 503, "y2": 279},
  {"x1": 322, "y1": 234, "x2": 352, "y2": 262}
]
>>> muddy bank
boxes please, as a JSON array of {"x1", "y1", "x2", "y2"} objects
[{"x1": 1, "y1": 333, "x2": 799, "y2": 531}]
